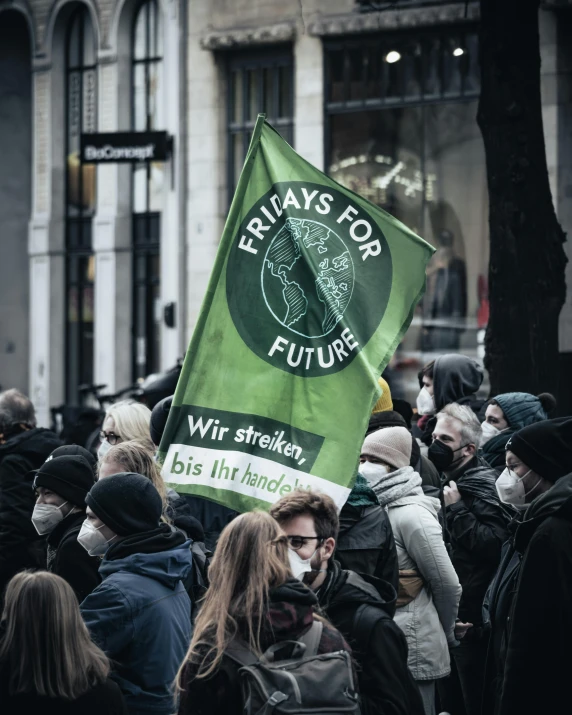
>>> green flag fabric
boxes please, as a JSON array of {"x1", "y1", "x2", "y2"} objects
[{"x1": 160, "y1": 115, "x2": 434, "y2": 513}]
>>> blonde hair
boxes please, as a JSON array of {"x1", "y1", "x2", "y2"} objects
[
  {"x1": 99, "y1": 440, "x2": 168, "y2": 513},
  {"x1": 177, "y1": 512, "x2": 291, "y2": 682},
  {"x1": 0, "y1": 571, "x2": 109, "y2": 699},
  {"x1": 104, "y1": 400, "x2": 152, "y2": 443}
]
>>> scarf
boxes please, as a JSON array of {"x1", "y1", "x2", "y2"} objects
[{"x1": 371, "y1": 465, "x2": 423, "y2": 507}]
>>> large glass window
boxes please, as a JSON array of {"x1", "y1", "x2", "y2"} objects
[
  {"x1": 325, "y1": 29, "x2": 488, "y2": 400},
  {"x1": 227, "y1": 49, "x2": 294, "y2": 202},
  {"x1": 132, "y1": 0, "x2": 163, "y2": 379},
  {"x1": 65, "y1": 7, "x2": 97, "y2": 403}
]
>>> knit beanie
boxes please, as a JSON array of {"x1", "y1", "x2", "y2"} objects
[
  {"x1": 85, "y1": 472, "x2": 163, "y2": 536},
  {"x1": 371, "y1": 378, "x2": 393, "y2": 414},
  {"x1": 347, "y1": 473, "x2": 378, "y2": 508},
  {"x1": 366, "y1": 410, "x2": 407, "y2": 436},
  {"x1": 47, "y1": 444, "x2": 97, "y2": 473},
  {"x1": 150, "y1": 395, "x2": 173, "y2": 446},
  {"x1": 506, "y1": 418, "x2": 572, "y2": 482},
  {"x1": 34, "y1": 455, "x2": 96, "y2": 507},
  {"x1": 494, "y1": 392, "x2": 548, "y2": 430},
  {"x1": 361, "y1": 426, "x2": 412, "y2": 470}
]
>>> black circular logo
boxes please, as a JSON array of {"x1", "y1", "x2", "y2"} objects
[{"x1": 226, "y1": 182, "x2": 392, "y2": 376}]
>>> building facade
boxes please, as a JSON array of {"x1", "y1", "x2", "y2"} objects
[{"x1": 0, "y1": 0, "x2": 571, "y2": 423}]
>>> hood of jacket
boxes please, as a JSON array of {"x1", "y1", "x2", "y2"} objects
[
  {"x1": 515, "y1": 473, "x2": 572, "y2": 552},
  {"x1": 100, "y1": 525, "x2": 192, "y2": 589},
  {"x1": 319, "y1": 560, "x2": 397, "y2": 618},
  {"x1": 0, "y1": 427, "x2": 62, "y2": 467},
  {"x1": 433, "y1": 354, "x2": 484, "y2": 411}
]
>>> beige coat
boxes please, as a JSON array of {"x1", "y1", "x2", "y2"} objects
[{"x1": 388, "y1": 490, "x2": 462, "y2": 681}]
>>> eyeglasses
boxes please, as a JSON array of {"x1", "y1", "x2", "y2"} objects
[
  {"x1": 99, "y1": 431, "x2": 122, "y2": 446},
  {"x1": 287, "y1": 535, "x2": 325, "y2": 551}
]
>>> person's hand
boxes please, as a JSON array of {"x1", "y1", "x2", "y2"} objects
[
  {"x1": 455, "y1": 621, "x2": 473, "y2": 640},
  {"x1": 444, "y1": 480, "x2": 462, "y2": 506}
]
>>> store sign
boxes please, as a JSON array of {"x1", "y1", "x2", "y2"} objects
[{"x1": 80, "y1": 132, "x2": 171, "y2": 163}]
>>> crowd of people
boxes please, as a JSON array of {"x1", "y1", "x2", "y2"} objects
[{"x1": 0, "y1": 355, "x2": 570, "y2": 715}]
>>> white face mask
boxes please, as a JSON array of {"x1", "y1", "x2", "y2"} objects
[
  {"x1": 416, "y1": 387, "x2": 436, "y2": 416},
  {"x1": 496, "y1": 467, "x2": 541, "y2": 508},
  {"x1": 98, "y1": 439, "x2": 112, "y2": 460},
  {"x1": 31, "y1": 501, "x2": 69, "y2": 535},
  {"x1": 78, "y1": 520, "x2": 115, "y2": 556},
  {"x1": 288, "y1": 548, "x2": 318, "y2": 581},
  {"x1": 481, "y1": 421, "x2": 506, "y2": 446},
  {"x1": 360, "y1": 460, "x2": 390, "y2": 485}
]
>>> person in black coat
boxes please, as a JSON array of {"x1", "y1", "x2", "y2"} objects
[
  {"x1": 337, "y1": 472, "x2": 399, "y2": 593},
  {"x1": 0, "y1": 389, "x2": 62, "y2": 596},
  {"x1": 480, "y1": 418, "x2": 572, "y2": 715},
  {"x1": 430, "y1": 404, "x2": 511, "y2": 715},
  {"x1": 0, "y1": 570, "x2": 127, "y2": 715},
  {"x1": 271, "y1": 489, "x2": 424, "y2": 715},
  {"x1": 32, "y1": 452, "x2": 100, "y2": 602}
]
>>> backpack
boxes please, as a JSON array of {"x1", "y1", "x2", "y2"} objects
[{"x1": 226, "y1": 620, "x2": 362, "y2": 715}]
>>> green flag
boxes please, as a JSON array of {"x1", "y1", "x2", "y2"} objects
[{"x1": 160, "y1": 115, "x2": 434, "y2": 512}]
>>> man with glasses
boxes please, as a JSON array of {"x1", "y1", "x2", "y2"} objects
[
  {"x1": 482, "y1": 418, "x2": 572, "y2": 715},
  {"x1": 270, "y1": 489, "x2": 424, "y2": 715}
]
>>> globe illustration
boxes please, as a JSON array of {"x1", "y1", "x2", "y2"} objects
[{"x1": 261, "y1": 218, "x2": 355, "y2": 339}]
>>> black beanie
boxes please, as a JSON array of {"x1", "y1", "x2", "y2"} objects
[
  {"x1": 506, "y1": 417, "x2": 572, "y2": 482},
  {"x1": 48, "y1": 444, "x2": 97, "y2": 473},
  {"x1": 86, "y1": 472, "x2": 163, "y2": 536},
  {"x1": 34, "y1": 456, "x2": 96, "y2": 506},
  {"x1": 366, "y1": 410, "x2": 407, "y2": 436},
  {"x1": 150, "y1": 395, "x2": 173, "y2": 446}
]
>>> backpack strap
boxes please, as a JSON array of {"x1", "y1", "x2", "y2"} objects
[
  {"x1": 352, "y1": 603, "x2": 382, "y2": 652},
  {"x1": 225, "y1": 639, "x2": 260, "y2": 667},
  {"x1": 298, "y1": 620, "x2": 323, "y2": 657}
]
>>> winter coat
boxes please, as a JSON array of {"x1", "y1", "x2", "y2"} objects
[
  {"x1": 387, "y1": 487, "x2": 461, "y2": 680},
  {"x1": 80, "y1": 525, "x2": 193, "y2": 715},
  {"x1": 337, "y1": 481, "x2": 399, "y2": 593},
  {"x1": 444, "y1": 459, "x2": 511, "y2": 625},
  {"x1": 0, "y1": 671, "x2": 128, "y2": 715},
  {"x1": 177, "y1": 578, "x2": 351, "y2": 715},
  {"x1": 317, "y1": 561, "x2": 424, "y2": 715},
  {"x1": 46, "y1": 510, "x2": 101, "y2": 603},
  {"x1": 498, "y1": 474, "x2": 572, "y2": 715},
  {"x1": 0, "y1": 427, "x2": 62, "y2": 594},
  {"x1": 481, "y1": 522, "x2": 522, "y2": 715}
]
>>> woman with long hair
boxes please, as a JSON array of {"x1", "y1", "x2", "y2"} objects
[
  {"x1": 177, "y1": 511, "x2": 350, "y2": 715},
  {"x1": 0, "y1": 571, "x2": 127, "y2": 713}
]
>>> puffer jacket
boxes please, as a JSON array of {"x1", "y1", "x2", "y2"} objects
[
  {"x1": 388, "y1": 488, "x2": 461, "y2": 680},
  {"x1": 80, "y1": 525, "x2": 193, "y2": 715}
]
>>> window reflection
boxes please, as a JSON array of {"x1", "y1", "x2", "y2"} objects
[{"x1": 326, "y1": 31, "x2": 487, "y2": 400}]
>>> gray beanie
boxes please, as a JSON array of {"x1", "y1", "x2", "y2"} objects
[{"x1": 361, "y1": 427, "x2": 412, "y2": 470}]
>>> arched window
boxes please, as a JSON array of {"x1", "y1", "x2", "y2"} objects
[
  {"x1": 65, "y1": 6, "x2": 97, "y2": 403},
  {"x1": 132, "y1": 0, "x2": 163, "y2": 380}
]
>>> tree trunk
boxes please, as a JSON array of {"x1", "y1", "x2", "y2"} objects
[{"x1": 477, "y1": 0, "x2": 567, "y2": 397}]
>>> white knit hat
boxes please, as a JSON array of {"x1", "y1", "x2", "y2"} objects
[{"x1": 360, "y1": 427, "x2": 412, "y2": 470}]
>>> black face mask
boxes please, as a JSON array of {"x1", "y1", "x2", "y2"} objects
[{"x1": 428, "y1": 439, "x2": 469, "y2": 472}]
